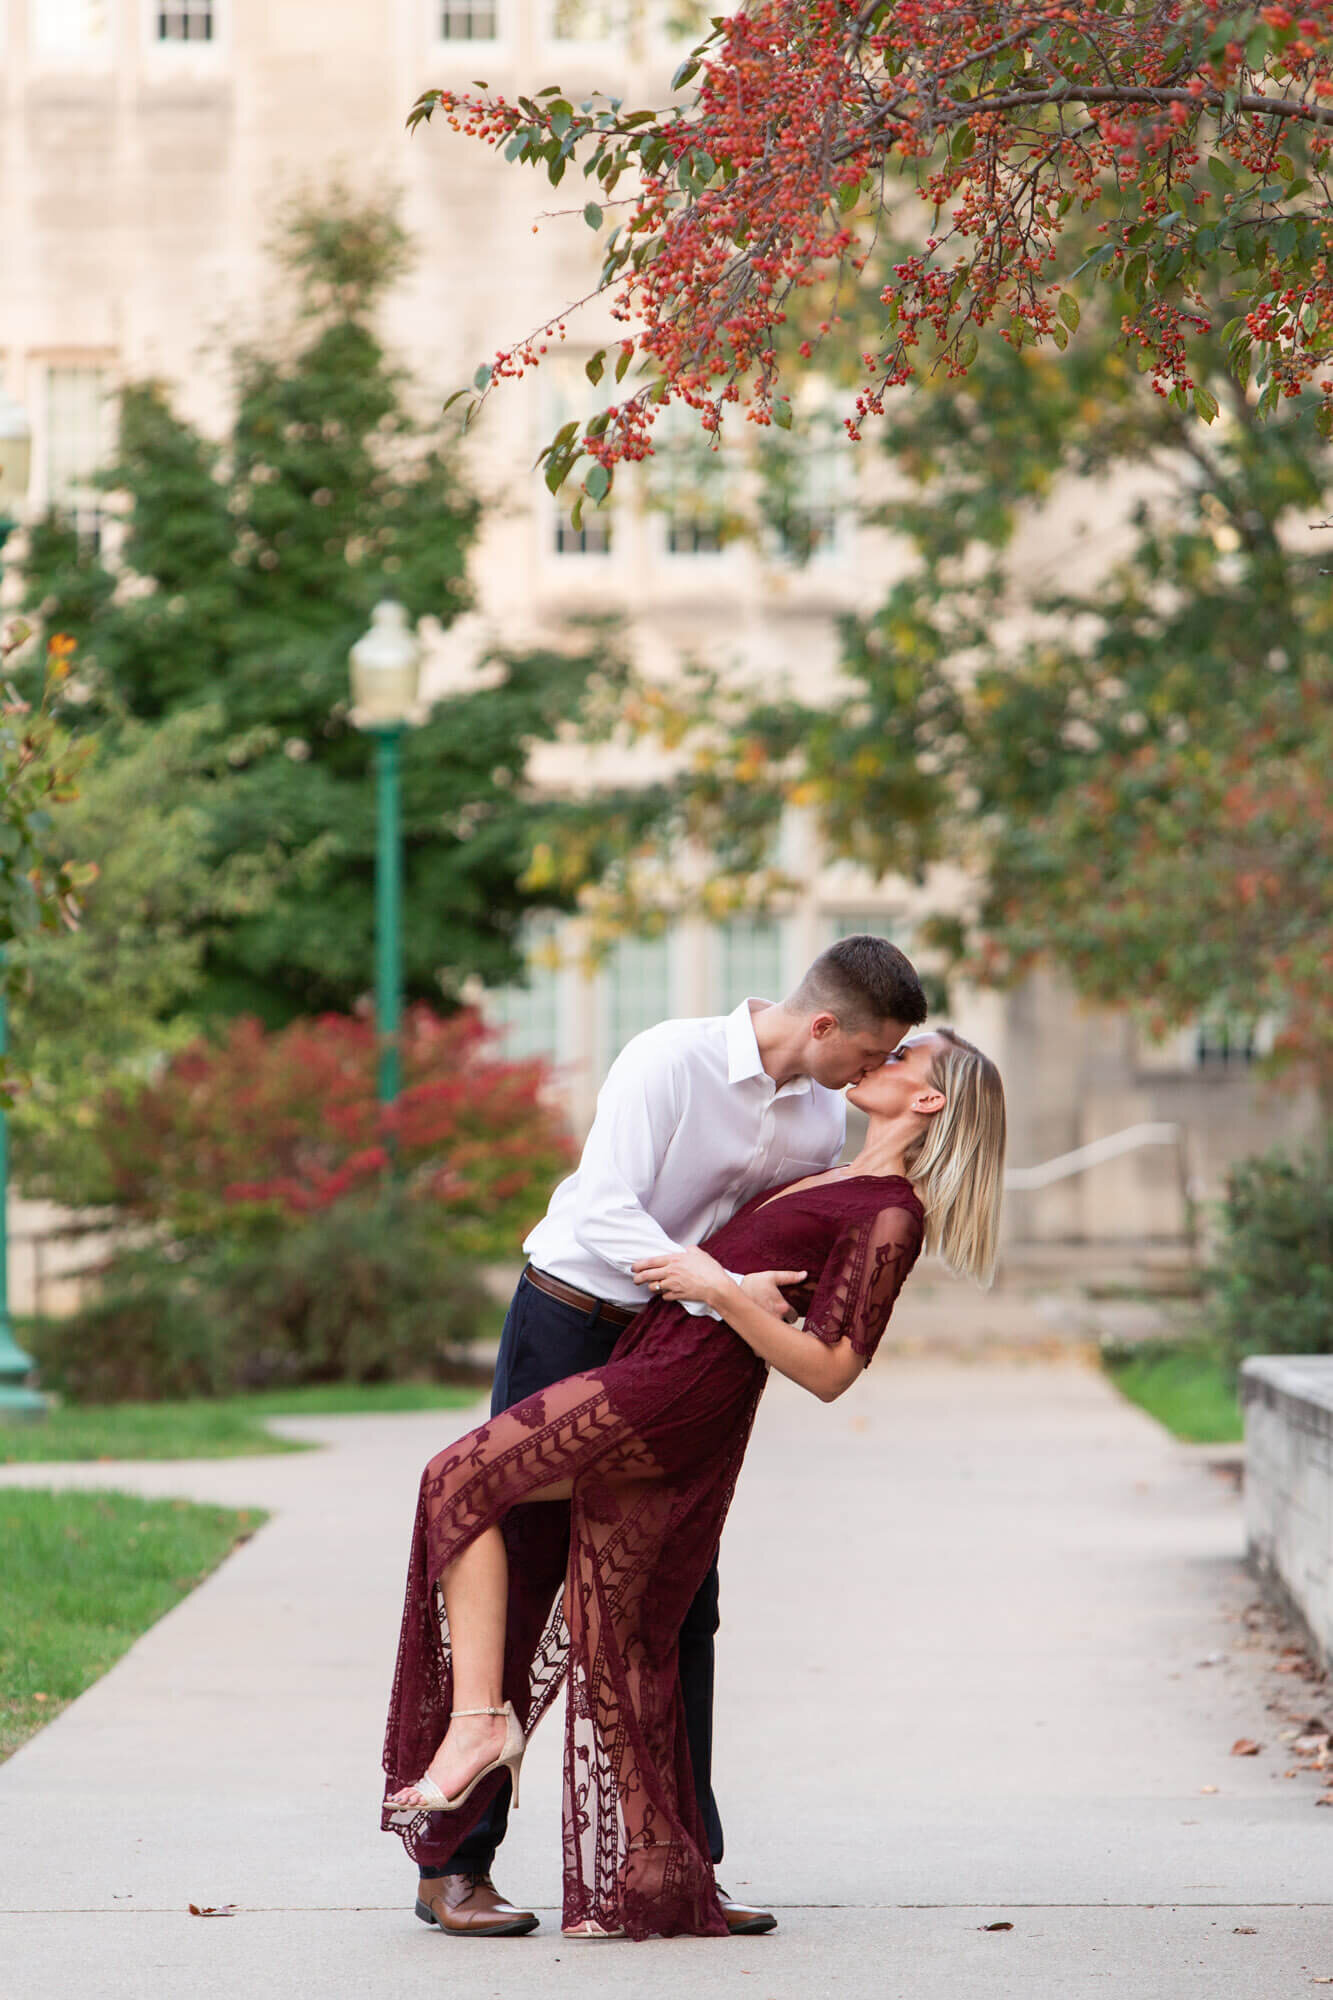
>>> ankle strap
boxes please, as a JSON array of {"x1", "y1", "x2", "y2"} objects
[{"x1": 453, "y1": 1705, "x2": 508, "y2": 1717}]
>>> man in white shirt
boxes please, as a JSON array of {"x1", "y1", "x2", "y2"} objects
[{"x1": 417, "y1": 936, "x2": 927, "y2": 1940}]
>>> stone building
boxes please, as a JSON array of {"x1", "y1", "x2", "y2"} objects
[{"x1": 0, "y1": 0, "x2": 1313, "y2": 1305}]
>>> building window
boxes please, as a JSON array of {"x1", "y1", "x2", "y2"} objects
[
  {"x1": 487, "y1": 919, "x2": 561, "y2": 1062},
  {"x1": 156, "y1": 1, "x2": 213, "y2": 39},
  {"x1": 554, "y1": 513, "x2": 612, "y2": 556},
  {"x1": 44, "y1": 366, "x2": 112, "y2": 548},
  {"x1": 439, "y1": 0, "x2": 498, "y2": 38},
  {"x1": 550, "y1": 0, "x2": 615, "y2": 38},
  {"x1": 714, "y1": 919, "x2": 784, "y2": 1012},
  {"x1": 647, "y1": 404, "x2": 736, "y2": 556},
  {"x1": 31, "y1": 0, "x2": 110, "y2": 55},
  {"x1": 1195, "y1": 1012, "x2": 1264, "y2": 1070},
  {"x1": 665, "y1": 517, "x2": 725, "y2": 556},
  {"x1": 759, "y1": 414, "x2": 854, "y2": 564},
  {"x1": 605, "y1": 934, "x2": 671, "y2": 1057}
]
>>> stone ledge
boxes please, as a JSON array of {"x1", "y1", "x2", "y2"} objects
[
  {"x1": 1242, "y1": 1355, "x2": 1333, "y2": 1430},
  {"x1": 1242, "y1": 1354, "x2": 1333, "y2": 1672}
]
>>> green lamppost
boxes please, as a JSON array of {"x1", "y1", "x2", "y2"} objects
[
  {"x1": 349, "y1": 601, "x2": 426, "y2": 1108},
  {"x1": 0, "y1": 385, "x2": 45, "y2": 1419}
]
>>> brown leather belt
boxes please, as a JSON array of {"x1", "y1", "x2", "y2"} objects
[{"x1": 523, "y1": 1265, "x2": 641, "y2": 1328}]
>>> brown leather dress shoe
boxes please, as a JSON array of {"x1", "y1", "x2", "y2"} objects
[
  {"x1": 415, "y1": 1871, "x2": 539, "y2": 1937},
  {"x1": 717, "y1": 1888, "x2": 777, "y2": 1936}
]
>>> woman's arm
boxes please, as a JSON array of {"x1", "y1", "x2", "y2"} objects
[{"x1": 630, "y1": 1247, "x2": 865, "y2": 1402}]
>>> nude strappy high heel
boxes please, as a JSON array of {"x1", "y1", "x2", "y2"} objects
[{"x1": 387, "y1": 1703, "x2": 525, "y2": 1822}]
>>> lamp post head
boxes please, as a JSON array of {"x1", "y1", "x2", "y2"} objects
[
  {"x1": 0, "y1": 389, "x2": 32, "y2": 546},
  {"x1": 349, "y1": 599, "x2": 426, "y2": 731}
]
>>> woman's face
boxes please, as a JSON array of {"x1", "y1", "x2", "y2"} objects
[{"x1": 846, "y1": 1032, "x2": 944, "y2": 1118}]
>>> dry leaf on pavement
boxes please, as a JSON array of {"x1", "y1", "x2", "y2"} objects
[
  {"x1": 1231, "y1": 1738, "x2": 1262, "y2": 1756},
  {"x1": 980, "y1": 1921, "x2": 1014, "y2": 1931},
  {"x1": 187, "y1": 1903, "x2": 237, "y2": 1918}
]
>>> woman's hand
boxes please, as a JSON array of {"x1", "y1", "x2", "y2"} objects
[{"x1": 632, "y1": 1246, "x2": 732, "y2": 1309}]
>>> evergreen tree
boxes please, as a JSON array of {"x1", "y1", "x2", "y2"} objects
[{"x1": 21, "y1": 191, "x2": 618, "y2": 1018}]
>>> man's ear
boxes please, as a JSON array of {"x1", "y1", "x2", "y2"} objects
[
  {"x1": 808, "y1": 1012, "x2": 841, "y2": 1042},
  {"x1": 911, "y1": 1087, "x2": 946, "y2": 1118}
]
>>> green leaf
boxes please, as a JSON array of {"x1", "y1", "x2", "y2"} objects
[
  {"x1": 586, "y1": 463, "x2": 611, "y2": 503},
  {"x1": 1059, "y1": 292, "x2": 1081, "y2": 331},
  {"x1": 583, "y1": 201, "x2": 604, "y2": 228},
  {"x1": 473, "y1": 364, "x2": 493, "y2": 390},
  {"x1": 1052, "y1": 322, "x2": 1069, "y2": 351},
  {"x1": 614, "y1": 346, "x2": 633, "y2": 382},
  {"x1": 949, "y1": 122, "x2": 976, "y2": 161},
  {"x1": 1208, "y1": 154, "x2": 1236, "y2": 190},
  {"x1": 442, "y1": 389, "x2": 471, "y2": 412},
  {"x1": 585, "y1": 350, "x2": 606, "y2": 386},
  {"x1": 1192, "y1": 385, "x2": 1220, "y2": 424},
  {"x1": 671, "y1": 57, "x2": 700, "y2": 89},
  {"x1": 773, "y1": 400, "x2": 793, "y2": 430},
  {"x1": 956, "y1": 327, "x2": 979, "y2": 367}
]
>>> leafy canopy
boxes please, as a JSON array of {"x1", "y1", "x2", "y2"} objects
[{"x1": 411, "y1": 1, "x2": 1333, "y2": 493}]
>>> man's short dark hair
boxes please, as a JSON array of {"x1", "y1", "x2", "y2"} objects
[{"x1": 790, "y1": 935, "x2": 928, "y2": 1032}]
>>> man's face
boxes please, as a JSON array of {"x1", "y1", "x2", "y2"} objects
[{"x1": 805, "y1": 1014, "x2": 911, "y2": 1091}]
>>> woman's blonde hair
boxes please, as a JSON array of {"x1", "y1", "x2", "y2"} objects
[{"x1": 903, "y1": 1028, "x2": 1006, "y2": 1287}]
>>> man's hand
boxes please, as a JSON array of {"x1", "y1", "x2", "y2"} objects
[
  {"x1": 632, "y1": 1246, "x2": 732, "y2": 1309},
  {"x1": 738, "y1": 1270, "x2": 809, "y2": 1323}
]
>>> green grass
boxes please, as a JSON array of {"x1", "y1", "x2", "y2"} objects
[
  {"x1": 0, "y1": 1487, "x2": 263, "y2": 1761},
  {"x1": 0, "y1": 1379, "x2": 484, "y2": 1466},
  {"x1": 1102, "y1": 1342, "x2": 1243, "y2": 1444}
]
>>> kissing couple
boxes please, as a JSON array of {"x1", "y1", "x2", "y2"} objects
[{"x1": 381, "y1": 935, "x2": 1006, "y2": 1940}]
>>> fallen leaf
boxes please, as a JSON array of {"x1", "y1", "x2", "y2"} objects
[
  {"x1": 1200, "y1": 1785, "x2": 1220, "y2": 1794},
  {"x1": 187, "y1": 1904, "x2": 237, "y2": 1918},
  {"x1": 1231, "y1": 1738, "x2": 1262, "y2": 1757},
  {"x1": 1310, "y1": 1978, "x2": 1333, "y2": 1984},
  {"x1": 32, "y1": 1693, "x2": 48, "y2": 1704},
  {"x1": 1233, "y1": 1926, "x2": 1258, "y2": 1935},
  {"x1": 980, "y1": 1921, "x2": 1014, "y2": 1932},
  {"x1": 1315, "y1": 1793, "x2": 1333, "y2": 1808},
  {"x1": 1294, "y1": 1734, "x2": 1329, "y2": 1754}
]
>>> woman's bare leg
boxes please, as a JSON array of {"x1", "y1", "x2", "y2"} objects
[{"x1": 387, "y1": 1524, "x2": 510, "y2": 1806}]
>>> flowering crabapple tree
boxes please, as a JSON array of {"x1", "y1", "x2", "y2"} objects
[{"x1": 411, "y1": 0, "x2": 1333, "y2": 513}]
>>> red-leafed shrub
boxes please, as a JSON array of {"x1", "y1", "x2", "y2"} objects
[
  {"x1": 95, "y1": 1005, "x2": 574, "y2": 1258},
  {"x1": 41, "y1": 1007, "x2": 576, "y2": 1400}
]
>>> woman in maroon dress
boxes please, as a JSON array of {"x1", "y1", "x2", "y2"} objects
[{"x1": 382, "y1": 1029, "x2": 1005, "y2": 1939}]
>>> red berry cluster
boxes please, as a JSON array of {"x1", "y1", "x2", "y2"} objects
[{"x1": 416, "y1": 0, "x2": 1333, "y2": 478}]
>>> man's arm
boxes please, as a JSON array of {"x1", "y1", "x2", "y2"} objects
[
  {"x1": 633, "y1": 1246, "x2": 864, "y2": 1401},
  {"x1": 563, "y1": 1037, "x2": 726, "y2": 1318},
  {"x1": 564, "y1": 1036, "x2": 801, "y2": 1321}
]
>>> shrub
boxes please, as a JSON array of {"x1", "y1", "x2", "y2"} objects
[
  {"x1": 94, "y1": 1004, "x2": 573, "y2": 1259},
  {"x1": 34, "y1": 1200, "x2": 496, "y2": 1403},
  {"x1": 43, "y1": 1005, "x2": 571, "y2": 1401},
  {"x1": 1209, "y1": 1137, "x2": 1333, "y2": 1368}
]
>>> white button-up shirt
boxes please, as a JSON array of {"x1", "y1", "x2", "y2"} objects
[{"x1": 524, "y1": 998, "x2": 846, "y2": 1317}]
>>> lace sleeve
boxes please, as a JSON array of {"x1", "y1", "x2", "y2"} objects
[{"x1": 802, "y1": 1201, "x2": 923, "y2": 1364}]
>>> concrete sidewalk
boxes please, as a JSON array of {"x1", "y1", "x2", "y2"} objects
[{"x1": 2, "y1": 1356, "x2": 1329, "y2": 1999}]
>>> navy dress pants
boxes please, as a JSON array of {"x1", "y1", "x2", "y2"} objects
[{"x1": 428, "y1": 1269, "x2": 725, "y2": 1877}]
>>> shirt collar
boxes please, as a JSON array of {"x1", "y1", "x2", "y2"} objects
[{"x1": 725, "y1": 997, "x2": 812, "y2": 1097}]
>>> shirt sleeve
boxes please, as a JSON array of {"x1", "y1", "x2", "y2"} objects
[
  {"x1": 802, "y1": 1202, "x2": 923, "y2": 1366},
  {"x1": 565, "y1": 1038, "x2": 720, "y2": 1319}
]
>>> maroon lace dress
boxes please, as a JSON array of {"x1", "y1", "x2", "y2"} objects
[{"x1": 381, "y1": 1173, "x2": 924, "y2": 1940}]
